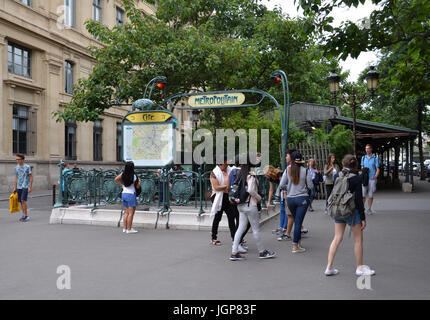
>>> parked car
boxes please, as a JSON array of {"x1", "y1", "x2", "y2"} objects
[
  {"x1": 403, "y1": 162, "x2": 420, "y2": 176},
  {"x1": 384, "y1": 161, "x2": 396, "y2": 173}
]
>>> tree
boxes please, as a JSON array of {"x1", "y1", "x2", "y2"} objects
[
  {"x1": 55, "y1": 0, "x2": 339, "y2": 167},
  {"x1": 359, "y1": 45, "x2": 430, "y2": 179},
  {"x1": 296, "y1": 0, "x2": 430, "y2": 179},
  {"x1": 311, "y1": 124, "x2": 353, "y2": 166}
]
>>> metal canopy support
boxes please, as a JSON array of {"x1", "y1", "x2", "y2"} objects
[
  {"x1": 405, "y1": 141, "x2": 410, "y2": 183},
  {"x1": 394, "y1": 146, "x2": 400, "y2": 186},
  {"x1": 410, "y1": 139, "x2": 414, "y2": 189}
]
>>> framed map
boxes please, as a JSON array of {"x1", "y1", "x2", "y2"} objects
[{"x1": 122, "y1": 111, "x2": 176, "y2": 168}]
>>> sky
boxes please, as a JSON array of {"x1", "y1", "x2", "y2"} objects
[{"x1": 261, "y1": 0, "x2": 380, "y2": 82}]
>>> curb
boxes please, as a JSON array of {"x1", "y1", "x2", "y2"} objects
[{"x1": 0, "y1": 193, "x2": 52, "y2": 202}]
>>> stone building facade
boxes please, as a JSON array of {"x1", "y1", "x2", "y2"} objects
[{"x1": 0, "y1": 0, "x2": 164, "y2": 192}]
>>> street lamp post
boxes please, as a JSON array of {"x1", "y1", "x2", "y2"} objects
[
  {"x1": 271, "y1": 70, "x2": 290, "y2": 170},
  {"x1": 327, "y1": 66, "x2": 379, "y2": 156}
]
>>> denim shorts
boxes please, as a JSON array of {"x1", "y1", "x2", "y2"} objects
[
  {"x1": 122, "y1": 193, "x2": 137, "y2": 208},
  {"x1": 17, "y1": 189, "x2": 28, "y2": 202},
  {"x1": 334, "y1": 209, "x2": 362, "y2": 226}
]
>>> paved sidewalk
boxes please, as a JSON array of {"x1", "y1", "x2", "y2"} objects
[
  {"x1": 0, "y1": 189, "x2": 53, "y2": 202},
  {"x1": 0, "y1": 179, "x2": 429, "y2": 300}
]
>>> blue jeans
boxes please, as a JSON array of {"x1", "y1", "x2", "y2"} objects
[
  {"x1": 309, "y1": 187, "x2": 316, "y2": 203},
  {"x1": 279, "y1": 200, "x2": 288, "y2": 230},
  {"x1": 334, "y1": 209, "x2": 362, "y2": 226},
  {"x1": 286, "y1": 196, "x2": 309, "y2": 244}
]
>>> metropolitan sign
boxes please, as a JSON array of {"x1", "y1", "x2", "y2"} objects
[{"x1": 188, "y1": 93, "x2": 246, "y2": 108}]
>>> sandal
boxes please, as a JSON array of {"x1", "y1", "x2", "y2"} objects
[{"x1": 211, "y1": 240, "x2": 222, "y2": 246}]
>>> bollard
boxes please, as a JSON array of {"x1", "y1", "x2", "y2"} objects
[{"x1": 53, "y1": 185, "x2": 56, "y2": 207}]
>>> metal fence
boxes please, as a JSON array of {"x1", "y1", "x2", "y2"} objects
[
  {"x1": 56, "y1": 165, "x2": 277, "y2": 215},
  {"x1": 290, "y1": 141, "x2": 331, "y2": 200}
]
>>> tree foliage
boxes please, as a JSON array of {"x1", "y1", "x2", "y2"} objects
[
  {"x1": 310, "y1": 124, "x2": 353, "y2": 165},
  {"x1": 54, "y1": 0, "x2": 341, "y2": 166}
]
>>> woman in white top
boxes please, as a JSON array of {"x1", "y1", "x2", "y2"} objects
[{"x1": 115, "y1": 162, "x2": 140, "y2": 234}]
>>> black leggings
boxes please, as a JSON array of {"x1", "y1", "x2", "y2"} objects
[
  {"x1": 326, "y1": 184, "x2": 334, "y2": 206},
  {"x1": 211, "y1": 194, "x2": 238, "y2": 241}
]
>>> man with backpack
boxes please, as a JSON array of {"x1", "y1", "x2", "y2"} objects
[{"x1": 325, "y1": 154, "x2": 375, "y2": 277}]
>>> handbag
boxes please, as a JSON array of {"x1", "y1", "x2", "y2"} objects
[
  {"x1": 134, "y1": 177, "x2": 142, "y2": 197},
  {"x1": 9, "y1": 192, "x2": 20, "y2": 213}
]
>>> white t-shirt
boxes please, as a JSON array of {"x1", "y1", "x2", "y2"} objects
[{"x1": 122, "y1": 175, "x2": 137, "y2": 194}]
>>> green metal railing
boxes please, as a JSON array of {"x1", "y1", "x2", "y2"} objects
[{"x1": 55, "y1": 162, "x2": 280, "y2": 228}]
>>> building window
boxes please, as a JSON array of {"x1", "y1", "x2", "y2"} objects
[
  {"x1": 93, "y1": 120, "x2": 103, "y2": 161},
  {"x1": 93, "y1": 0, "x2": 103, "y2": 24},
  {"x1": 19, "y1": 0, "x2": 32, "y2": 6},
  {"x1": 64, "y1": 0, "x2": 76, "y2": 27},
  {"x1": 116, "y1": 7, "x2": 124, "y2": 26},
  {"x1": 65, "y1": 122, "x2": 77, "y2": 160},
  {"x1": 116, "y1": 123, "x2": 122, "y2": 162},
  {"x1": 8, "y1": 43, "x2": 31, "y2": 78},
  {"x1": 65, "y1": 61, "x2": 74, "y2": 94},
  {"x1": 13, "y1": 105, "x2": 29, "y2": 155}
]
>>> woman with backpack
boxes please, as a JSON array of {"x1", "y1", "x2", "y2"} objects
[
  {"x1": 230, "y1": 153, "x2": 276, "y2": 261},
  {"x1": 284, "y1": 151, "x2": 313, "y2": 253},
  {"x1": 114, "y1": 161, "x2": 141, "y2": 234},
  {"x1": 325, "y1": 154, "x2": 375, "y2": 277}
]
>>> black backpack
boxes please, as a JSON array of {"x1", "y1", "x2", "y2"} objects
[
  {"x1": 313, "y1": 172, "x2": 324, "y2": 186},
  {"x1": 229, "y1": 174, "x2": 249, "y2": 205}
]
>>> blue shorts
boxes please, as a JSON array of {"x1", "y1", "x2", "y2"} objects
[
  {"x1": 334, "y1": 209, "x2": 362, "y2": 226},
  {"x1": 122, "y1": 193, "x2": 137, "y2": 208},
  {"x1": 17, "y1": 189, "x2": 28, "y2": 202}
]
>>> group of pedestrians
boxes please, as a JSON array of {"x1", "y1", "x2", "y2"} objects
[
  {"x1": 10, "y1": 143, "x2": 379, "y2": 278},
  {"x1": 209, "y1": 153, "x2": 276, "y2": 260},
  {"x1": 205, "y1": 145, "x2": 379, "y2": 278}
]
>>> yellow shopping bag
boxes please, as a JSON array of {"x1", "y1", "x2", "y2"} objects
[{"x1": 9, "y1": 192, "x2": 20, "y2": 213}]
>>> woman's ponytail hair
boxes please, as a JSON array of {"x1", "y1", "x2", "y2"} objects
[{"x1": 342, "y1": 154, "x2": 359, "y2": 172}]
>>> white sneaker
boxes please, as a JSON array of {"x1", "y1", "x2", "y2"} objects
[
  {"x1": 238, "y1": 244, "x2": 248, "y2": 254},
  {"x1": 123, "y1": 228, "x2": 126, "y2": 233},
  {"x1": 292, "y1": 246, "x2": 306, "y2": 253},
  {"x1": 325, "y1": 268, "x2": 339, "y2": 276},
  {"x1": 356, "y1": 266, "x2": 375, "y2": 276},
  {"x1": 126, "y1": 228, "x2": 138, "y2": 234},
  {"x1": 367, "y1": 209, "x2": 375, "y2": 215}
]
